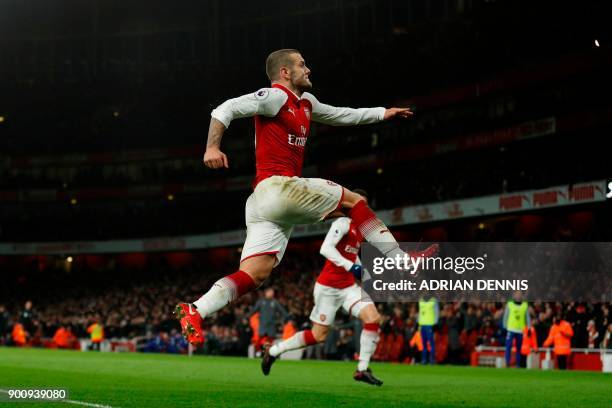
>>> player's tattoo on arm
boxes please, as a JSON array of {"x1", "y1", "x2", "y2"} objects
[{"x1": 207, "y1": 118, "x2": 226, "y2": 148}]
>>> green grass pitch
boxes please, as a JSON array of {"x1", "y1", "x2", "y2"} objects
[{"x1": 0, "y1": 347, "x2": 610, "y2": 407}]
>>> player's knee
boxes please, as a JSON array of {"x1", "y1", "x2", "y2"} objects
[
  {"x1": 353, "y1": 193, "x2": 366, "y2": 204},
  {"x1": 341, "y1": 189, "x2": 367, "y2": 209},
  {"x1": 240, "y1": 254, "x2": 276, "y2": 285},
  {"x1": 362, "y1": 309, "x2": 382, "y2": 325},
  {"x1": 249, "y1": 270, "x2": 271, "y2": 285},
  {"x1": 312, "y1": 326, "x2": 329, "y2": 343},
  {"x1": 313, "y1": 331, "x2": 327, "y2": 343}
]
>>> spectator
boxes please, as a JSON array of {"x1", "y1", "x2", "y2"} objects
[
  {"x1": 0, "y1": 250, "x2": 608, "y2": 366},
  {"x1": 20, "y1": 300, "x2": 36, "y2": 334},
  {"x1": 12, "y1": 322, "x2": 28, "y2": 347},
  {"x1": 323, "y1": 327, "x2": 340, "y2": 360},
  {"x1": 144, "y1": 331, "x2": 169, "y2": 353},
  {"x1": 503, "y1": 292, "x2": 529, "y2": 368},
  {"x1": 87, "y1": 317, "x2": 105, "y2": 351},
  {"x1": 445, "y1": 305, "x2": 464, "y2": 365},
  {"x1": 409, "y1": 327, "x2": 424, "y2": 362},
  {"x1": 282, "y1": 317, "x2": 297, "y2": 340},
  {"x1": 567, "y1": 303, "x2": 588, "y2": 348},
  {"x1": 53, "y1": 325, "x2": 77, "y2": 349},
  {"x1": 587, "y1": 320, "x2": 599, "y2": 349},
  {"x1": 236, "y1": 317, "x2": 253, "y2": 356},
  {"x1": 167, "y1": 329, "x2": 188, "y2": 354},
  {"x1": 248, "y1": 288, "x2": 288, "y2": 352},
  {"x1": 543, "y1": 313, "x2": 574, "y2": 370},
  {"x1": 603, "y1": 323, "x2": 612, "y2": 350},
  {"x1": 418, "y1": 296, "x2": 438, "y2": 365},
  {"x1": 337, "y1": 328, "x2": 356, "y2": 361},
  {"x1": 464, "y1": 304, "x2": 479, "y2": 333},
  {"x1": 520, "y1": 325, "x2": 538, "y2": 368}
]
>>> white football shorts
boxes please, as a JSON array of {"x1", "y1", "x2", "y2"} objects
[
  {"x1": 240, "y1": 176, "x2": 343, "y2": 267},
  {"x1": 309, "y1": 282, "x2": 374, "y2": 326}
]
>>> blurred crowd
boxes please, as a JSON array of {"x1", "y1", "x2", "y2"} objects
[{"x1": 1, "y1": 250, "x2": 610, "y2": 364}]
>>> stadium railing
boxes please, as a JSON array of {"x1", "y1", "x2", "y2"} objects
[{"x1": 472, "y1": 345, "x2": 612, "y2": 372}]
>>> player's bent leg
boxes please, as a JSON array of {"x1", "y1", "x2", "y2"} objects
[
  {"x1": 342, "y1": 188, "x2": 405, "y2": 258},
  {"x1": 176, "y1": 255, "x2": 275, "y2": 347},
  {"x1": 262, "y1": 325, "x2": 322, "y2": 376},
  {"x1": 340, "y1": 187, "x2": 439, "y2": 271},
  {"x1": 354, "y1": 304, "x2": 383, "y2": 386},
  {"x1": 240, "y1": 254, "x2": 276, "y2": 286},
  {"x1": 193, "y1": 254, "x2": 274, "y2": 317}
]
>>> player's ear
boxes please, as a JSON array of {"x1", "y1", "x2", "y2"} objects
[{"x1": 280, "y1": 66, "x2": 290, "y2": 79}]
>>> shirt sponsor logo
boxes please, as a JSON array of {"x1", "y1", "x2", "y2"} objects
[
  {"x1": 288, "y1": 134, "x2": 307, "y2": 146},
  {"x1": 344, "y1": 245, "x2": 359, "y2": 254}
]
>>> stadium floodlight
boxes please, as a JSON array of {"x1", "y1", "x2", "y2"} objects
[{"x1": 595, "y1": 39, "x2": 600, "y2": 47}]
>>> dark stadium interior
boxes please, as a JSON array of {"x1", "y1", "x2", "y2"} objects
[{"x1": 1, "y1": 0, "x2": 611, "y2": 369}]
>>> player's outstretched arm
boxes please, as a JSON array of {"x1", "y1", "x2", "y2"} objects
[{"x1": 302, "y1": 92, "x2": 413, "y2": 126}]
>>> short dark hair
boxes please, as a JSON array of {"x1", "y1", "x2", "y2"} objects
[{"x1": 265, "y1": 49, "x2": 301, "y2": 81}]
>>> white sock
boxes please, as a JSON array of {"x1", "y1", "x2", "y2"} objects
[
  {"x1": 193, "y1": 277, "x2": 238, "y2": 318},
  {"x1": 357, "y1": 328, "x2": 380, "y2": 371},
  {"x1": 269, "y1": 331, "x2": 311, "y2": 357}
]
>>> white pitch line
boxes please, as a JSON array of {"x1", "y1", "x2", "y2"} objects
[
  {"x1": 0, "y1": 389, "x2": 117, "y2": 408},
  {"x1": 61, "y1": 399, "x2": 117, "y2": 408}
]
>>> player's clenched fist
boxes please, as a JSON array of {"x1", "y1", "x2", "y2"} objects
[{"x1": 203, "y1": 147, "x2": 229, "y2": 169}]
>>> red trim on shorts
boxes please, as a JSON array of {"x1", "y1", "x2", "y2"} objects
[
  {"x1": 364, "y1": 323, "x2": 380, "y2": 332},
  {"x1": 309, "y1": 318, "x2": 330, "y2": 327},
  {"x1": 240, "y1": 251, "x2": 279, "y2": 263},
  {"x1": 348, "y1": 299, "x2": 361, "y2": 317}
]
